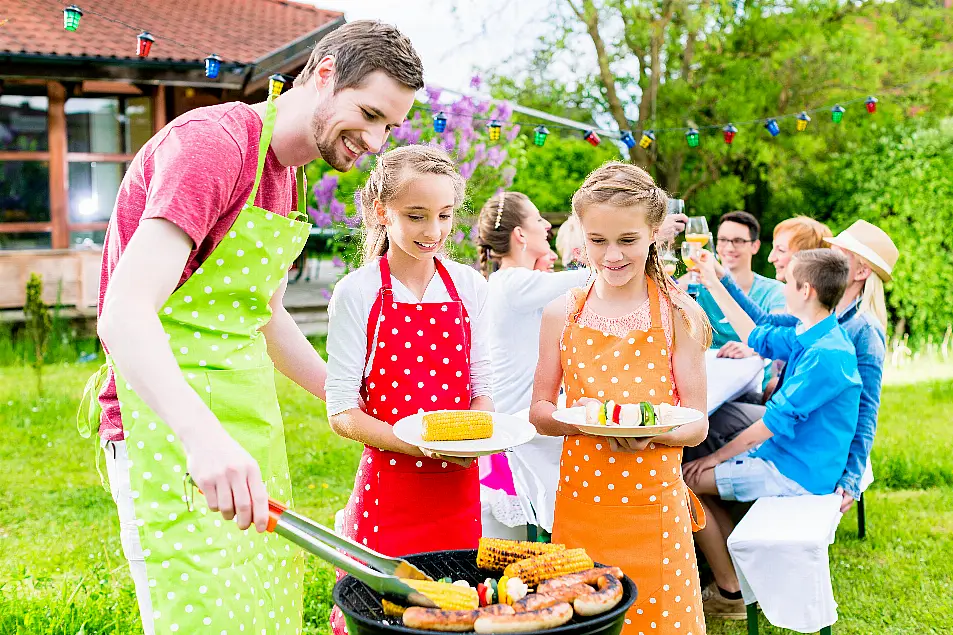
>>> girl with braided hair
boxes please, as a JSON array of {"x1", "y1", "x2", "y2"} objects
[{"x1": 530, "y1": 161, "x2": 712, "y2": 635}]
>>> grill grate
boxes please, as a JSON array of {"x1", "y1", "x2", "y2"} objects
[{"x1": 332, "y1": 549, "x2": 637, "y2": 635}]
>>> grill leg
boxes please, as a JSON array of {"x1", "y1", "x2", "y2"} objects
[
  {"x1": 746, "y1": 603, "x2": 759, "y2": 635},
  {"x1": 857, "y1": 493, "x2": 867, "y2": 539},
  {"x1": 821, "y1": 626, "x2": 833, "y2": 635}
]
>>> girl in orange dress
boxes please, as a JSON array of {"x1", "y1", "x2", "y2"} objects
[{"x1": 530, "y1": 162, "x2": 712, "y2": 635}]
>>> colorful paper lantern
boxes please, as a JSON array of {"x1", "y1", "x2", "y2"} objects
[
  {"x1": 831, "y1": 105, "x2": 845, "y2": 123},
  {"x1": 723, "y1": 123, "x2": 738, "y2": 145},
  {"x1": 865, "y1": 96, "x2": 878, "y2": 114},
  {"x1": 63, "y1": 5, "x2": 83, "y2": 31},
  {"x1": 638, "y1": 130, "x2": 656, "y2": 149},
  {"x1": 204, "y1": 54, "x2": 222, "y2": 80},
  {"x1": 764, "y1": 118, "x2": 780, "y2": 137},
  {"x1": 268, "y1": 74, "x2": 287, "y2": 100},
  {"x1": 620, "y1": 131, "x2": 636, "y2": 149},
  {"x1": 583, "y1": 130, "x2": 601, "y2": 146},
  {"x1": 686, "y1": 128, "x2": 700, "y2": 148},
  {"x1": 433, "y1": 112, "x2": 448, "y2": 133},
  {"x1": 137, "y1": 32, "x2": 155, "y2": 58},
  {"x1": 488, "y1": 120, "x2": 502, "y2": 142},
  {"x1": 533, "y1": 125, "x2": 549, "y2": 147},
  {"x1": 796, "y1": 111, "x2": 811, "y2": 132}
]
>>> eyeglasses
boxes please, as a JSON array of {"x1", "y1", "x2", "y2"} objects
[{"x1": 717, "y1": 237, "x2": 755, "y2": 248}]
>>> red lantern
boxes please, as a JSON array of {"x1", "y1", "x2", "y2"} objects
[
  {"x1": 137, "y1": 32, "x2": 155, "y2": 58},
  {"x1": 865, "y1": 96, "x2": 878, "y2": 114},
  {"x1": 583, "y1": 130, "x2": 601, "y2": 146},
  {"x1": 723, "y1": 123, "x2": 738, "y2": 145}
]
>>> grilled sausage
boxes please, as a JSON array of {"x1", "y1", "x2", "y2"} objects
[
  {"x1": 537, "y1": 567, "x2": 624, "y2": 593},
  {"x1": 572, "y1": 574, "x2": 623, "y2": 617},
  {"x1": 473, "y1": 602, "x2": 574, "y2": 633},
  {"x1": 402, "y1": 604, "x2": 515, "y2": 632},
  {"x1": 512, "y1": 584, "x2": 594, "y2": 612}
]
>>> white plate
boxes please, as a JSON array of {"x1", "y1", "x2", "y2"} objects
[
  {"x1": 551, "y1": 405, "x2": 703, "y2": 438},
  {"x1": 393, "y1": 410, "x2": 537, "y2": 457}
]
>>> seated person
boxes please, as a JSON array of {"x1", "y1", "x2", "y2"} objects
[
  {"x1": 684, "y1": 211, "x2": 784, "y2": 461},
  {"x1": 682, "y1": 248, "x2": 862, "y2": 619}
]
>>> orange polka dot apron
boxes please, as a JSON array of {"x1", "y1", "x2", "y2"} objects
[
  {"x1": 330, "y1": 255, "x2": 481, "y2": 634},
  {"x1": 553, "y1": 279, "x2": 707, "y2": 635}
]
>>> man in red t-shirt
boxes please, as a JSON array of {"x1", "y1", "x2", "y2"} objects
[{"x1": 85, "y1": 20, "x2": 423, "y2": 633}]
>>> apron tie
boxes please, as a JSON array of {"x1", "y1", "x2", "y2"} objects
[
  {"x1": 77, "y1": 362, "x2": 110, "y2": 490},
  {"x1": 686, "y1": 485, "x2": 707, "y2": 532}
]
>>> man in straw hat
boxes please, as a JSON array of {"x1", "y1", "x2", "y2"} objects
[{"x1": 683, "y1": 219, "x2": 898, "y2": 618}]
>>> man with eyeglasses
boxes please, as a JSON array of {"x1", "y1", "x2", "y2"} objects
[{"x1": 684, "y1": 211, "x2": 785, "y2": 462}]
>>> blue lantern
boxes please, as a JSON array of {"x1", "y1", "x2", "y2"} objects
[
  {"x1": 204, "y1": 54, "x2": 222, "y2": 80},
  {"x1": 620, "y1": 131, "x2": 636, "y2": 149},
  {"x1": 764, "y1": 118, "x2": 780, "y2": 137},
  {"x1": 433, "y1": 112, "x2": 448, "y2": 133}
]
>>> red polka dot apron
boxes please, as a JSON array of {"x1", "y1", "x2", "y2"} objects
[
  {"x1": 331, "y1": 255, "x2": 481, "y2": 635},
  {"x1": 552, "y1": 278, "x2": 707, "y2": 635}
]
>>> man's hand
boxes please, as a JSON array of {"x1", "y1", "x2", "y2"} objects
[
  {"x1": 658, "y1": 213, "x2": 688, "y2": 244},
  {"x1": 716, "y1": 341, "x2": 758, "y2": 359},
  {"x1": 184, "y1": 421, "x2": 270, "y2": 532},
  {"x1": 835, "y1": 486, "x2": 856, "y2": 513}
]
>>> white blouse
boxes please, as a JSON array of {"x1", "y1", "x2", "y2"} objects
[
  {"x1": 324, "y1": 257, "x2": 493, "y2": 417},
  {"x1": 487, "y1": 267, "x2": 592, "y2": 414}
]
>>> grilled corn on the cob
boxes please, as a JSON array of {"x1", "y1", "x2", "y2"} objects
[
  {"x1": 476, "y1": 537, "x2": 566, "y2": 571},
  {"x1": 421, "y1": 411, "x2": 493, "y2": 442},
  {"x1": 400, "y1": 579, "x2": 480, "y2": 610},
  {"x1": 502, "y1": 548, "x2": 594, "y2": 587}
]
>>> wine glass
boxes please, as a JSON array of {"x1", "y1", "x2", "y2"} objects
[
  {"x1": 685, "y1": 217, "x2": 710, "y2": 247},
  {"x1": 681, "y1": 242, "x2": 702, "y2": 298},
  {"x1": 660, "y1": 245, "x2": 679, "y2": 278}
]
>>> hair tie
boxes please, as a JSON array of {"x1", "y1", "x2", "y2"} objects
[{"x1": 493, "y1": 192, "x2": 506, "y2": 230}]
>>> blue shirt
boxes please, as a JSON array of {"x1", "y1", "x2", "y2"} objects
[
  {"x1": 747, "y1": 314, "x2": 862, "y2": 495},
  {"x1": 698, "y1": 272, "x2": 785, "y2": 349},
  {"x1": 721, "y1": 274, "x2": 886, "y2": 499}
]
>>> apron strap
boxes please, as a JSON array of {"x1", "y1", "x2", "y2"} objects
[
  {"x1": 77, "y1": 362, "x2": 109, "y2": 439},
  {"x1": 289, "y1": 165, "x2": 307, "y2": 222},
  {"x1": 646, "y1": 276, "x2": 664, "y2": 330},
  {"x1": 434, "y1": 258, "x2": 464, "y2": 305},
  {"x1": 568, "y1": 279, "x2": 595, "y2": 324},
  {"x1": 686, "y1": 485, "x2": 707, "y2": 532},
  {"x1": 244, "y1": 98, "x2": 278, "y2": 210}
]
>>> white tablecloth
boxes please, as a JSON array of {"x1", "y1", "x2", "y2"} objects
[{"x1": 508, "y1": 353, "x2": 765, "y2": 532}]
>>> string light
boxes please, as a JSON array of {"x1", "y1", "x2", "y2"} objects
[
  {"x1": 268, "y1": 73, "x2": 287, "y2": 100},
  {"x1": 832, "y1": 105, "x2": 846, "y2": 123},
  {"x1": 583, "y1": 130, "x2": 601, "y2": 146},
  {"x1": 686, "y1": 128, "x2": 700, "y2": 148},
  {"x1": 865, "y1": 96, "x2": 878, "y2": 114},
  {"x1": 765, "y1": 119, "x2": 781, "y2": 137},
  {"x1": 433, "y1": 111, "x2": 448, "y2": 133},
  {"x1": 723, "y1": 123, "x2": 738, "y2": 145},
  {"x1": 63, "y1": 5, "x2": 83, "y2": 31},
  {"x1": 533, "y1": 125, "x2": 549, "y2": 147},
  {"x1": 620, "y1": 131, "x2": 636, "y2": 149},
  {"x1": 638, "y1": 130, "x2": 656, "y2": 149},
  {"x1": 136, "y1": 32, "x2": 154, "y2": 58},
  {"x1": 204, "y1": 54, "x2": 222, "y2": 80},
  {"x1": 488, "y1": 120, "x2": 502, "y2": 141},
  {"x1": 796, "y1": 111, "x2": 811, "y2": 132}
]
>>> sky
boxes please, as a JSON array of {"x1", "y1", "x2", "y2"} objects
[{"x1": 310, "y1": 0, "x2": 555, "y2": 94}]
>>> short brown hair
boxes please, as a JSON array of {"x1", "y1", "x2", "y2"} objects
[
  {"x1": 789, "y1": 248, "x2": 850, "y2": 311},
  {"x1": 719, "y1": 211, "x2": 760, "y2": 241},
  {"x1": 359, "y1": 146, "x2": 465, "y2": 264},
  {"x1": 295, "y1": 20, "x2": 424, "y2": 92},
  {"x1": 773, "y1": 216, "x2": 833, "y2": 253}
]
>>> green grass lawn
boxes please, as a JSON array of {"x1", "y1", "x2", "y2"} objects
[{"x1": 1, "y1": 362, "x2": 951, "y2": 634}]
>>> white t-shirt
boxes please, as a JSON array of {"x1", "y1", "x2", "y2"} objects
[
  {"x1": 325, "y1": 257, "x2": 493, "y2": 417},
  {"x1": 487, "y1": 267, "x2": 592, "y2": 414}
]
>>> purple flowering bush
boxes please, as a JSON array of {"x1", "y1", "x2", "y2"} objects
[{"x1": 304, "y1": 80, "x2": 527, "y2": 275}]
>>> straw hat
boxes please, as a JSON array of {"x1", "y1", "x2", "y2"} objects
[{"x1": 823, "y1": 220, "x2": 898, "y2": 282}]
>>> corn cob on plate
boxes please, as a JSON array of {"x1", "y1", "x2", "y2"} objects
[{"x1": 393, "y1": 410, "x2": 536, "y2": 457}]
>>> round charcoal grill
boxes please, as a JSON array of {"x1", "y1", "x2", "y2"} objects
[{"x1": 333, "y1": 549, "x2": 637, "y2": 635}]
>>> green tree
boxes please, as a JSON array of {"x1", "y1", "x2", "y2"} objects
[{"x1": 24, "y1": 273, "x2": 52, "y2": 395}]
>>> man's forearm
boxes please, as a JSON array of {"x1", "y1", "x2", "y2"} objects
[
  {"x1": 99, "y1": 300, "x2": 219, "y2": 448},
  {"x1": 263, "y1": 305, "x2": 327, "y2": 401},
  {"x1": 707, "y1": 280, "x2": 757, "y2": 342},
  {"x1": 710, "y1": 420, "x2": 773, "y2": 465}
]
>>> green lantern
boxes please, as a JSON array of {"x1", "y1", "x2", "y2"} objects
[
  {"x1": 63, "y1": 5, "x2": 83, "y2": 32},
  {"x1": 685, "y1": 128, "x2": 700, "y2": 148},
  {"x1": 831, "y1": 105, "x2": 845, "y2": 123},
  {"x1": 533, "y1": 125, "x2": 549, "y2": 147}
]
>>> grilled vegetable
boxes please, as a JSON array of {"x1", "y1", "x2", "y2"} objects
[
  {"x1": 422, "y1": 411, "x2": 493, "y2": 441},
  {"x1": 502, "y1": 548, "x2": 595, "y2": 587},
  {"x1": 401, "y1": 579, "x2": 480, "y2": 610},
  {"x1": 382, "y1": 599, "x2": 407, "y2": 618},
  {"x1": 476, "y1": 537, "x2": 566, "y2": 571}
]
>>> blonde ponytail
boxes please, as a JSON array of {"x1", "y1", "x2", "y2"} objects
[{"x1": 859, "y1": 269, "x2": 888, "y2": 330}]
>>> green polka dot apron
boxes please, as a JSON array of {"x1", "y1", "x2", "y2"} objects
[{"x1": 78, "y1": 97, "x2": 311, "y2": 634}]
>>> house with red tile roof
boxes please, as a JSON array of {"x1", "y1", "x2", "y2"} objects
[{"x1": 0, "y1": 0, "x2": 343, "y2": 310}]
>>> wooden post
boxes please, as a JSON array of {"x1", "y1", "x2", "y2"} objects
[
  {"x1": 154, "y1": 84, "x2": 168, "y2": 132},
  {"x1": 47, "y1": 82, "x2": 69, "y2": 250}
]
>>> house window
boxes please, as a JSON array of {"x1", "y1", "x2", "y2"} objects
[{"x1": 0, "y1": 95, "x2": 49, "y2": 152}]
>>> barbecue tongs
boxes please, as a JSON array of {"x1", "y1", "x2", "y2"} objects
[{"x1": 265, "y1": 498, "x2": 443, "y2": 608}]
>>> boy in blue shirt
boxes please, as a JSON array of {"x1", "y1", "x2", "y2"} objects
[{"x1": 683, "y1": 248, "x2": 862, "y2": 619}]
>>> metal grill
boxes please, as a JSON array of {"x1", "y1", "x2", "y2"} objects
[{"x1": 332, "y1": 549, "x2": 637, "y2": 635}]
